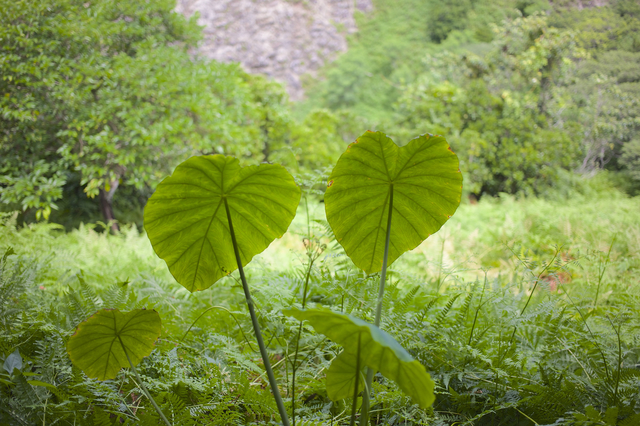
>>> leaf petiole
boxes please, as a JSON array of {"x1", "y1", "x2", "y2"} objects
[
  {"x1": 349, "y1": 333, "x2": 362, "y2": 426},
  {"x1": 361, "y1": 184, "x2": 394, "y2": 425},
  {"x1": 119, "y1": 336, "x2": 171, "y2": 426},
  {"x1": 224, "y1": 197, "x2": 290, "y2": 426}
]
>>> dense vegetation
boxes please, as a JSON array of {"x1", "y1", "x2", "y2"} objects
[
  {"x1": 2, "y1": 0, "x2": 639, "y2": 226},
  {"x1": 2, "y1": 185, "x2": 639, "y2": 424},
  {"x1": 1, "y1": 0, "x2": 639, "y2": 425},
  {"x1": 303, "y1": 0, "x2": 640, "y2": 198}
]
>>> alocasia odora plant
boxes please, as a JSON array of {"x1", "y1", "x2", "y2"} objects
[
  {"x1": 144, "y1": 155, "x2": 301, "y2": 426},
  {"x1": 284, "y1": 307, "x2": 435, "y2": 425},
  {"x1": 324, "y1": 131, "x2": 462, "y2": 422},
  {"x1": 67, "y1": 309, "x2": 170, "y2": 425}
]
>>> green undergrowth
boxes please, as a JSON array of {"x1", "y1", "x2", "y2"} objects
[{"x1": 1, "y1": 190, "x2": 639, "y2": 425}]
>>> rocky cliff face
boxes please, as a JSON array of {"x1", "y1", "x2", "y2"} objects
[{"x1": 176, "y1": 0, "x2": 373, "y2": 100}]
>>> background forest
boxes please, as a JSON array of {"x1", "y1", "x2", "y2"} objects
[{"x1": 1, "y1": 0, "x2": 640, "y2": 425}]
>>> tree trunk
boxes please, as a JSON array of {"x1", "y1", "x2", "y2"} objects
[{"x1": 99, "y1": 180, "x2": 120, "y2": 233}]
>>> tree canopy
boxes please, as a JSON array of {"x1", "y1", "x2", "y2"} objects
[{"x1": 0, "y1": 0, "x2": 295, "y2": 226}]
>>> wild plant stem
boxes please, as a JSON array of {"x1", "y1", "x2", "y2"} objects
[
  {"x1": 180, "y1": 305, "x2": 256, "y2": 350},
  {"x1": 593, "y1": 237, "x2": 615, "y2": 310},
  {"x1": 291, "y1": 254, "x2": 315, "y2": 426},
  {"x1": 564, "y1": 291, "x2": 611, "y2": 382},
  {"x1": 291, "y1": 194, "x2": 315, "y2": 426},
  {"x1": 436, "y1": 236, "x2": 445, "y2": 292},
  {"x1": 361, "y1": 185, "x2": 394, "y2": 426},
  {"x1": 224, "y1": 198, "x2": 290, "y2": 426},
  {"x1": 606, "y1": 315, "x2": 622, "y2": 406},
  {"x1": 468, "y1": 273, "x2": 488, "y2": 346},
  {"x1": 118, "y1": 337, "x2": 171, "y2": 426},
  {"x1": 350, "y1": 334, "x2": 363, "y2": 426},
  {"x1": 500, "y1": 248, "x2": 559, "y2": 366}
]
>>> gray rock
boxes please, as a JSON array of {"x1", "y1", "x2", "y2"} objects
[{"x1": 176, "y1": 0, "x2": 373, "y2": 100}]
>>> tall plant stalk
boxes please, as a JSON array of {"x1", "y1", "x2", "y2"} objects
[
  {"x1": 593, "y1": 237, "x2": 615, "y2": 310},
  {"x1": 291, "y1": 250, "x2": 315, "y2": 425},
  {"x1": 224, "y1": 198, "x2": 290, "y2": 426},
  {"x1": 350, "y1": 334, "x2": 363, "y2": 426},
  {"x1": 360, "y1": 185, "x2": 394, "y2": 425},
  {"x1": 499, "y1": 248, "x2": 559, "y2": 366},
  {"x1": 119, "y1": 337, "x2": 171, "y2": 426},
  {"x1": 291, "y1": 195, "x2": 323, "y2": 425}
]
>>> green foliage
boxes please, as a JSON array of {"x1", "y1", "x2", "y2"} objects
[
  {"x1": 0, "y1": 0, "x2": 295, "y2": 225},
  {"x1": 428, "y1": 0, "x2": 472, "y2": 43},
  {"x1": 396, "y1": 15, "x2": 583, "y2": 196},
  {"x1": 301, "y1": 0, "x2": 640, "y2": 197},
  {"x1": 302, "y1": 0, "x2": 515, "y2": 122},
  {"x1": 539, "y1": 1, "x2": 640, "y2": 191},
  {"x1": 1, "y1": 189, "x2": 639, "y2": 424},
  {"x1": 67, "y1": 309, "x2": 161, "y2": 380},
  {"x1": 325, "y1": 131, "x2": 462, "y2": 273},
  {"x1": 289, "y1": 109, "x2": 365, "y2": 171},
  {"x1": 284, "y1": 307, "x2": 435, "y2": 409},
  {"x1": 144, "y1": 155, "x2": 301, "y2": 292}
]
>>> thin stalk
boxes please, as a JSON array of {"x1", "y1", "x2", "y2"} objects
[
  {"x1": 350, "y1": 334, "x2": 363, "y2": 426},
  {"x1": 291, "y1": 255, "x2": 315, "y2": 425},
  {"x1": 180, "y1": 305, "x2": 256, "y2": 351},
  {"x1": 593, "y1": 237, "x2": 615, "y2": 310},
  {"x1": 499, "y1": 249, "x2": 559, "y2": 366},
  {"x1": 436, "y1": 236, "x2": 445, "y2": 292},
  {"x1": 468, "y1": 273, "x2": 488, "y2": 346},
  {"x1": 291, "y1": 194, "x2": 317, "y2": 426},
  {"x1": 361, "y1": 185, "x2": 394, "y2": 426},
  {"x1": 118, "y1": 337, "x2": 171, "y2": 426},
  {"x1": 606, "y1": 315, "x2": 622, "y2": 406},
  {"x1": 564, "y1": 291, "x2": 611, "y2": 382},
  {"x1": 224, "y1": 198, "x2": 290, "y2": 426}
]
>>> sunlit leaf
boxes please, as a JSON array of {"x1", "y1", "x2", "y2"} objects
[
  {"x1": 144, "y1": 155, "x2": 301, "y2": 292},
  {"x1": 67, "y1": 309, "x2": 161, "y2": 381},
  {"x1": 284, "y1": 307, "x2": 435, "y2": 408},
  {"x1": 325, "y1": 131, "x2": 462, "y2": 273}
]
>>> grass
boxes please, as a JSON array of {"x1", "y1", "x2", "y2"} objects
[{"x1": 1, "y1": 188, "x2": 639, "y2": 425}]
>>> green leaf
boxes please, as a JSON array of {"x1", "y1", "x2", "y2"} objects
[
  {"x1": 27, "y1": 380, "x2": 57, "y2": 392},
  {"x1": 325, "y1": 131, "x2": 462, "y2": 274},
  {"x1": 144, "y1": 155, "x2": 301, "y2": 292},
  {"x1": 326, "y1": 351, "x2": 365, "y2": 401},
  {"x1": 67, "y1": 309, "x2": 161, "y2": 381},
  {"x1": 283, "y1": 307, "x2": 435, "y2": 408}
]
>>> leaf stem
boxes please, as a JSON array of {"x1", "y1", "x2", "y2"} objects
[
  {"x1": 593, "y1": 236, "x2": 615, "y2": 310},
  {"x1": 350, "y1": 333, "x2": 362, "y2": 426},
  {"x1": 180, "y1": 305, "x2": 256, "y2": 351},
  {"x1": 291, "y1": 251, "x2": 315, "y2": 426},
  {"x1": 224, "y1": 198, "x2": 290, "y2": 426},
  {"x1": 118, "y1": 337, "x2": 171, "y2": 426},
  {"x1": 361, "y1": 184, "x2": 394, "y2": 425}
]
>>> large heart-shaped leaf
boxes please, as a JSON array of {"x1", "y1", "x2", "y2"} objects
[
  {"x1": 283, "y1": 307, "x2": 435, "y2": 408},
  {"x1": 144, "y1": 155, "x2": 301, "y2": 292},
  {"x1": 325, "y1": 131, "x2": 462, "y2": 274},
  {"x1": 67, "y1": 309, "x2": 161, "y2": 381}
]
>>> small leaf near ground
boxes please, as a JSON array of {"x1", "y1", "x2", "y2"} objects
[
  {"x1": 325, "y1": 131, "x2": 462, "y2": 274},
  {"x1": 144, "y1": 155, "x2": 301, "y2": 292},
  {"x1": 283, "y1": 307, "x2": 435, "y2": 408},
  {"x1": 67, "y1": 309, "x2": 161, "y2": 381},
  {"x1": 3, "y1": 349, "x2": 22, "y2": 374}
]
